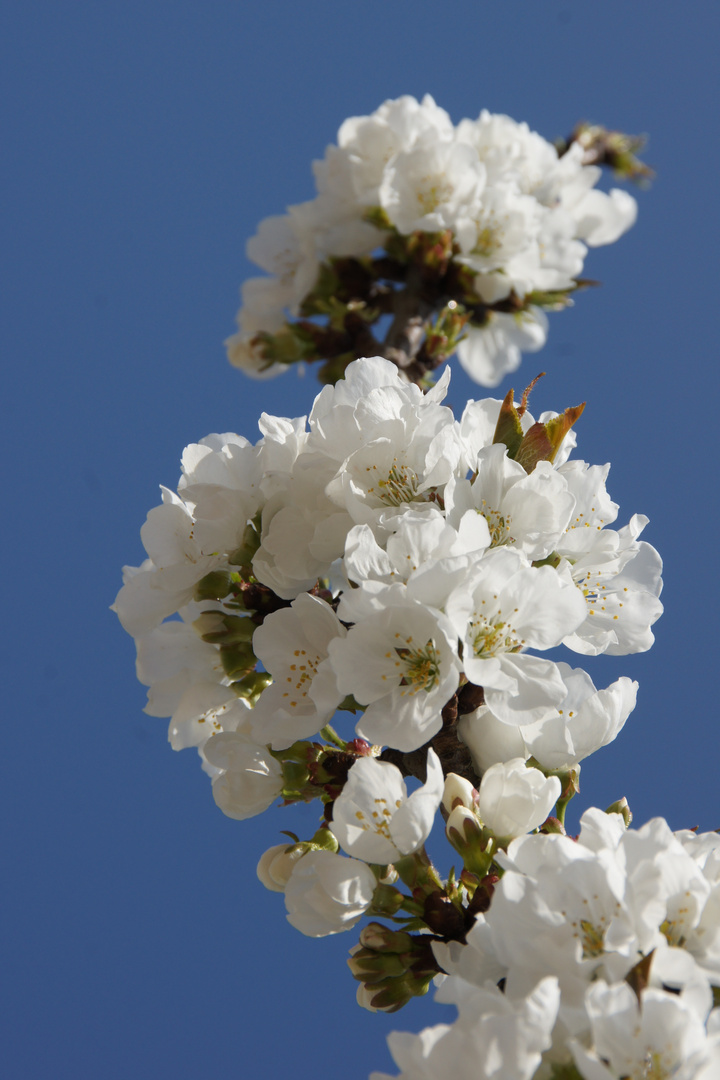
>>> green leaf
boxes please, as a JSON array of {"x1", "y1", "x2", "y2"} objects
[{"x1": 492, "y1": 388, "x2": 525, "y2": 459}]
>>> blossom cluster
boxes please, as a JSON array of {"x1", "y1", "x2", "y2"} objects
[
  {"x1": 227, "y1": 96, "x2": 644, "y2": 387},
  {"x1": 378, "y1": 809, "x2": 720, "y2": 1080},
  {"x1": 114, "y1": 355, "x2": 676, "y2": 1077},
  {"x1": 114, "y1": 355, "x2": 660, "y2": 772}
]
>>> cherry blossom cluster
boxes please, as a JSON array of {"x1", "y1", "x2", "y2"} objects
[
  {"x1": 114, "y1": 355, "x2": 660, "y2": 772},
  {"x1": 114, "y1": 86, "x2": 720, "y2": 1078},
  {"x1": 114, "y1": 356, "x2": 684, "y2": 1077},
  {"x1": 227, "y1": 96, "x2": 647, "y2": 387},
  {"x1": 377, "y1": 810, "x2": 720, "y2": 1079}
]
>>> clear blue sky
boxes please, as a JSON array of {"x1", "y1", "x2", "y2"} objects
[{"x1": 3, "y1": 3, "x2": 720, "y2": 1077}]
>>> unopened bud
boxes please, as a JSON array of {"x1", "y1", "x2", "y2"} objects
[
  {"x1": 446, "y1": 805, "x2": 493, "y2": 877},
  {"x1": 359, "y1": 971, "x2": 434, "y2": 1013},
  {"x1": 359, "y1": 923, "x2": 412, "y2": 953},
  {"x1": 606, "y1": 797, "x2": 632, "y2": 828},
  {"x1": 369, "y1": 884, "x2": 405, "y2": 917},
  {"x1": 442, "y1": 773, "x2": 477, "y2": 815},
  {"x1": 539, "y1": 816, "x2": 566, "y2": 835},
  {"x1": 348, "y1": 946, "x2": 408, "y2": 983},
  {"x1": 256, "y1": 843, "x2": 304, "y2": 893}
]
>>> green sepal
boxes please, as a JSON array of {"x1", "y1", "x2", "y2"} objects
[
  {"x1": 227, "y1": 518, "x2": 261, "y2": 567},
  {"x1": 193, "y1": 570, "x2": 235, "y2": 602},
  {"x1": 231, "y1": 671, "x2": 272, "y2": 704},
  {"x1": 547, "y1": 1065, "x2": 584, "y2": 1080},
  {"x1": 219, "y1": 641, "x2": 256, "y2": 680},
  {"x1": 307, "y1": 826, "x2": 339, "y2": 853},
  {"x1": 368, "y1": 885, "x2": 407, "y2": 918},
  {"x1": 364, "y1": 973, "x2": 433, "y2": 1013},
  {"x1": 194, "y1": 612, "x2": 256, "y2": 646},
  {"x1": 605, "y1": 797, "x2": 632, "y2": 828},
  {"x1": 525, "y1": 287, "x2": 577, "y2": 310},
  {"x1": 280, "y1": 760, "x2": 313, "y2": 794},
  {"x1": 299, "y1": 262, "x2": 341, "y2": 316},
  {"x1": 271, "y1": 740, "x2": 315, "y2": 764},
  {"x1": 362, "y1": 206, "x2": 393, "y2": 230},
  {"x1": 254, "y1": 325, "x2": 318, "y2": 365},
  {"x1": 337, "y1": 694, "x2": 363, "y2": 713},
  {"x1": 532, "y1": 551, "x2": 562, "y2": 569}
]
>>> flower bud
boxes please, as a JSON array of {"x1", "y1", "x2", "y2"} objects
[
  {"x1": 442, "y1": 773, "x2": 477, "y2": 815},
  {"x1": 204, "y1": 733, "x2": 283, "y2": 820},
  {"x1": 478, "y1": 758, "x2": 561, "y2": 840},
  {"x1": 256, "y1": 843, "x2": 304, "y2": 892},
  {"x1": 284, "y1": 850, "x2": 376, "y2": 937},
  {"x1": 605, "y1": 797, "x2": 632, "y2": 828},
  {"x1": 445, "y1": 805, "x2": 493, "y2": 877},
  {"x1": 359, "y1": 923, "x2": 413, "y2": 954}
]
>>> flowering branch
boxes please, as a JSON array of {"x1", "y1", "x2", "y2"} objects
[{"x1": 115, "y1": 97, "x2": 720, "y2": 1079}]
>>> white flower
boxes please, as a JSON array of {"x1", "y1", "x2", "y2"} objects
[
  {"x1": 225, "y1": 276, "x2": 291, "y2": 379},
  {"x1": 135, "y1": 606, "x2": 250, "y2": 753},
  {"x1": 338, "y1": 94, "x2": 455, "y2": 206},
  {"x1": 372, "y1": 976, "x2": 560, "y2": 1080},
  {"x1": 245, "y1": 205, "x2": 319, "y2": 314},
  {"x1": 248, "y1": 592, "x2": 346, "y2": 750},
  {"x1": 328, "y1": 592, "x2": 461, "y2": 751},
  {"x1": 445, "y1": 547, "x2": 586, "y2": 725},
  {"x1": 570, "y1": 186, "x2": 638, "y2": 247},
  {"x1": 446, "y1": 443, "x2": 575, "y2": 560},
  {"x1": 256, "y1": 843, "x2": 306, "y2": 893},
  {"x1": 203, "y1": 732, "x2": 283, "y2": 820},
  {"x1": 459, "y1": 664, "x2": 637, "y2": 773},
  {"x1": 177, "y1": 431, "x2": 261, "y2": 557},
  {"x1": 477, "y1": 758, "x2": 561, "y2": 838},
  {"x1": 379, "y1": 138, "x2": 486, "y2": 236},
  {"x1": 330, "y1": 749, "x2": 444, "y2": 864},
  {"x1": 570, "y1": 980, "x2": 716, "y2": 1080},
  {"x1": 113, "y1": 490, "x2": 225, "y2": 638},
  {"x1": 455, "y1": 185, "x2": 543, "y2": 278},
  {"x1": 283, "y1": 850, "x2": 377, "y2": 936},
  {"x1": 559, "y1": 513, "x2": 664, "y2": 656}
]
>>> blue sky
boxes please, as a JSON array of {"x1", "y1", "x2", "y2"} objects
[{"x1": 3, "y1": 3, "x2": 720, "y2": 1078}]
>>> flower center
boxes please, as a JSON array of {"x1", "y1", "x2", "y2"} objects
[
  {"x1": 395, "y1": 639, "x2": 441, "y2": 694},
  {"x1": 470, "y1": 611, "x2": 522, "y2": 658},
  {"x1": 416, "y1": 175, "x2": 453, "y2": 215},
  {"x1": 479, "y1": 503, "x2": 513, "y2": 547},
  {"x1": 634, "y1": 1051, "x2": 672, "y2": 1080},
  {"x1": 578, "y1": 918, "x2": 606, "y2": 959},
  {"x1": 378, "y1": 460, "x2": 421, "y2": 506},
  {"x1": 353, "y1": 796, "x2": 403, "y2": 843}
]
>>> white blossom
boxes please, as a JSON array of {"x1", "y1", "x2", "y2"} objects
[
  {"x1": 372, "y1": 977, "x2": 560, "y2": 1080},
  {"x1": 283, "y1": 850, "x2": 377, "y2": 937},
  {"x1": 331, "y1": 750, "x2": 444, "y2": 864},
  {"x1": 249, "y1": 592, "x2": 346, "y2": 750},
  {"x1": 204, "y1": 732, "x2": 283, "y2": 820},
  {"x1": 477, "y1": 758, "x2": 561, "y2": 838}
]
